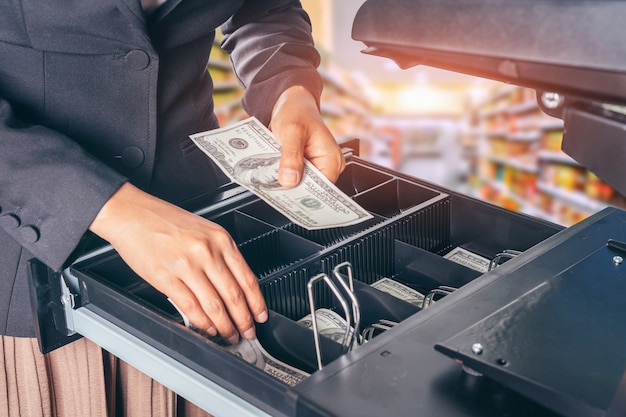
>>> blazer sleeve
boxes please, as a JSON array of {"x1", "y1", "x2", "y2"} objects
[
  {"x1": 0, "y1": 97, "x2": 127, "y2": 271},
  {"x1": 220, "y1": 0, "x2": 324, "y2": 126}
]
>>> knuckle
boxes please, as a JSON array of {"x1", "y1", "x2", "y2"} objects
[
  {"x1": 175, "y1": 295, "x2": 196, "y2": 313},
  {"x1": 207, "y1": 225, "x2": 237, "y2": 249},
  {"x1": 187, "y1": 238, "x2": 209, "y2": 257},
  {"x1": 191, "y1": 316, "x2": 212, "y2": 331},
  {"x1": 225, "y1": 286, "x2": 246, "y2": 306},
  {"x1": 204, "y1": 298, "x2": 227, "y2": 318}
]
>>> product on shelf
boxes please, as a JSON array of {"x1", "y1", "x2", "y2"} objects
[{"x1": 470, "y1": 84, "x2": 626, "y2": 227}]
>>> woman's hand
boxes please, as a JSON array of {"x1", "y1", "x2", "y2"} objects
[
  {"x1": 269, "y1": 85, "x2": 346, "y2": 188},
  {"x1": 89, "y1": 182, "x2": 268, "y2": 345}
]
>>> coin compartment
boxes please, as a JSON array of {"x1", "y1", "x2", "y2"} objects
[
  {"x1": 334, "y1": 162, "x2": 393, "y2": 197},
  {"x1": 208, "y1": 210, "x2": 275, "y2": 244},
  {"x1": 353, "y1": 179, "x2": 442, "y2": 218}
]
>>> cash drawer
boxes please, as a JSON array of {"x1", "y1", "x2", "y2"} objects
[{"x1": 33, "y1": 155, "x2": 568, "y2": 417}]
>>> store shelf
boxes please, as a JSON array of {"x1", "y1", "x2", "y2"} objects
[
  {"x1": 537, "y1": 151, "x2": 580, "y2": 166},
  {"x1": 315, "y1": 54, "x2": 374, "y2": 154},
  {"x1": 507, "y1": 131, "x2": 541, "y2": 141},
  {"x1": 214, "y1": 98, "x2": 242, "y2": 114},
  {"x1": 506, "y1": 100, "x2": 538, "y2": 115},
  {"x1": 537, "y1": 181, "x2": 607, "y2": 213},
  {"x1": 468, "y1": 84, "x2": 623, "y2": 226},
  {"x1": 208, "y1": 59, "x2": 232, "y2": 72},
  {"x1": 538, "y1": 118, "x2": 564, "y2": 131},
  {"x1": 318, "y1": 68, "x2": 369, "y2": 108},
  {"x1": 213, "y1": 81, "x2": 241, "y2": 92},
  {"x1": 487, "y1": 155, "x2": 537, "y2": 173}
]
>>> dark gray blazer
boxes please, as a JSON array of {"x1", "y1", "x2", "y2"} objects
[{"x1": 0, "y1": 0, "x2": 323, "y2": 337}]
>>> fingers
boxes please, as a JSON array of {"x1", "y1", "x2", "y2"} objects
[
  {"x1": 276, "y1": 122, "x2": 345, "y2": 187},
  {"x1": 169, "y1": 260, "x2": 265, "y2": 344},
  {"x1": 222, "y1": 249, "x2": 269, "y2": 325},
  {"x1": 179, "y1": 237, "x2": 267, "y2": 344},
  {"x1": 309, "y1": 138, "x2": 346, "y2": 183}
]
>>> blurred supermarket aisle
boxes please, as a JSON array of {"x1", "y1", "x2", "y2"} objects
[
  {"x1": 211, "y1": 0, "x2": 626, "y2": 227},
  {"x1": 299, "y1": 0, "x2": 626, "y2": 226}
]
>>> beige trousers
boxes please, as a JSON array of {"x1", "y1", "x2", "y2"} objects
[{"x1": 0, "y1": 336, "x2": 212, "y2": 417}]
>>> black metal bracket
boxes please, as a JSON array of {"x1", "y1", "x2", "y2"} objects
[{"x1": 27, "y1": 258, "x2": 82, "y2": 354}]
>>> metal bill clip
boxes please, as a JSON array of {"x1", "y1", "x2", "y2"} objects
[
  {"x1": 361, "y1": 319, "x2": 398, "y2": 342},
  {"x1": 331, "y1": 262, "x2": 361, "y2": 344},
  {"x1": 422, "y1": 285, "x2": 457, "y2": 308},
  {"x1": 306, "y1": 265, "x2": 362, "y2": 370},
  {"x1": 488, "y1": 249, "x2": 522, "y2": 271}
]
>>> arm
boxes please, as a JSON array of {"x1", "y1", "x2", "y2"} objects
[
  {"x1": 222, "y1": 0, "x2": 345, "y2": 187},
  {"x1": 0, "y1": 97, "x2": 127, "y2": 271},
  {"x1": 1, "y1": 97, "x2": 268, "y2": 345},
  {"x1": 0, "y1": 64, "x2": 267, "y2": 345}
]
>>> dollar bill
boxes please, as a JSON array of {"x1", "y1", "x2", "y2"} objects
[
  {"x1": 224, "y1": 338, "x2": 309, "y2": 387},
  {"x1": 190, "y1": 117, "x2": 373, "y2": 230},
  {"x1": 370, "y1": 278, "x2": 425, "y2": 308},
  {"x1": 296, "y1": 308, "x2": 354, "y2": 344},
  {"x1": 443, "y1": 246, "x2": 490, "y2": 272},
  {"x1": 168, "y1": 298, "x2": 309, "y2": 386}
]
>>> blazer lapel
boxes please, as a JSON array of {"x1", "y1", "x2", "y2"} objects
[
  {"x1": 117, "y1": 0, "x2": 146, "y2": 22},
  {"x1": 114, "y1": 0, "x2": 150, "y2": 42}
]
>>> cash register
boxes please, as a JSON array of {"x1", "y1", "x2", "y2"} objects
[{"x1": 28, "y1": 1, "x2": 626, "y2": 416}]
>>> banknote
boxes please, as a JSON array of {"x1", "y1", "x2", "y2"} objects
[
  {"x1": 190, "y1": 117, "x2": 373, "y2": 230},
  {"x1": 370, "y1": 278, "x2": 425, "y2": 308},
  {"x1": 296, "y1": 308, "x2": 354, "y2": 344},
  {"x1": 168, "y1": 298, "x2": 309, "y2": 386},
  {"x1": 443, "y1": 246, "x2": 490, "y2": 272},
  {"x1": 224, "y1": 338, "x2": 310, "y2": 387}
]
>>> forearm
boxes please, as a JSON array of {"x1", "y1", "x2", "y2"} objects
[
  {"x1": 0, "y1": 97, "x2": 126, "y2": 271},
  {"x1": 221, "y1": 0, "x2": 323, "y2": 125}
]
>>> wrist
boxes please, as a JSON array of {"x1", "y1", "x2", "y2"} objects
[
  {"x1": 89, "y1": 182, "x2": 145, "y2": 245},
  {"x1": 271, "y1": 85, "x2": 319, "y2": 122}
]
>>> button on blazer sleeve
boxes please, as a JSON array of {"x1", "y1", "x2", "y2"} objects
[
  {"x1": 220, "y1": 0, "x2": 324, "y2": 126},
  {"x1": 0, "y1": 96, "x2": 127, "y2": 271}
]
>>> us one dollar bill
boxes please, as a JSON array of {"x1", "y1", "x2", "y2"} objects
[
  {"x1": 190, "y1": 117, "x2": 373, "y2": 230},
  {"x1": 370, "y1": 278, "x2": 425, "y2": 308},
  {"x1": 296, "y1": 308, "x2": 354, "y2": 344},
  {"x1": 168, "y1": 298, "x2": 309, "y2": 386}
]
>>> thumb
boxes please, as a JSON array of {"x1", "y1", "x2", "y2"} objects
[{"x1": 278, "y1": 143, "x2": 304, "y2": 188}]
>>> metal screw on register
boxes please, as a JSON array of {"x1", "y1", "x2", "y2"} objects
[
  {"x1": 540, "y1": 92, "x2": 564, "y2": 109},
  {"x1": 471, "y1": 343, "x2": 484, "y2": 355},
  {"x1": 614, "y1": 256, "x2": 624, "y2": 265}
]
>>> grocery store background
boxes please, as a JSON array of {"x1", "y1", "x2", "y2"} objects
[{"x1": 211, "y1": 0, "x2": 626, "y2": 227}]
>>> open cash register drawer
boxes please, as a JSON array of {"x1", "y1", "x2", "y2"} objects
[
  {"x1": 29, "y1": 1, "x2": 626, "y2": 416},
  {"x1": 30, "y1": 155, "x2": 563, "y2": 417}
]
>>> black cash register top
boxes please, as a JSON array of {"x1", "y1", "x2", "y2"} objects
[
  {"x1": 352, "y1": 0, "x2": 626, "y2": 105},
  {"x1": 436, "y1": 237, "x2": 626, "y2": 417}
]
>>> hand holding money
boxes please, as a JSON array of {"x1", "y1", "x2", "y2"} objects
[
  {"x1": 269, "y1": 85, "x2": 346, "y2": 187},
  {"x1": 191, "y1": 117, "x2": 373, "y2": 229}
]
